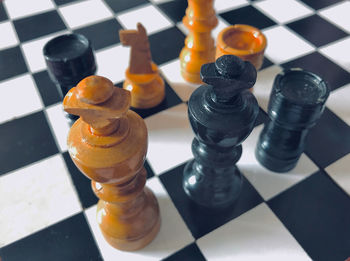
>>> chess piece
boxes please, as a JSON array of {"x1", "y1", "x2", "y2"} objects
[
  {"x1": 43, "y1": 33, "x2": 96, "y2": 124},
  {"x1": 120, "y1": 23, "x2": 165, "y2": 109},
  {"x1": 256, "y1": 68, "x2": 330, "y2": 172},
  {"x1": 216, "y1": 24, "x2": 267, "y2": 71},
  {"x1": 179, "y1": 0, "x2": 218, "y2": 84},
  {"x1": 183, "y1": 55, "x2": 259, "y2": 208},
  {"x1": 63, "y1": 75, "x2": 160, "y2": 251}
]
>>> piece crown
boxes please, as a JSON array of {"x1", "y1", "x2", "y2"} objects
[
  {"x1": 200, "y1": 55, "x2": 257, "y2": 103},
  {"x1": 63, "y1": 75, "x2": 131, "y2": 134}
]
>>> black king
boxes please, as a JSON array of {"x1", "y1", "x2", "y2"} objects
[{"x1": 183, "y1": 55, "x2": 259, "y2": 208}]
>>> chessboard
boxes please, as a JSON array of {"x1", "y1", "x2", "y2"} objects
[{"x1": 1, "y1": 0, "x2": 350, "y2": 260}]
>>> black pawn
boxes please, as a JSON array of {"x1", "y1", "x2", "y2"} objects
[
  {"x1": 43, "y1": 34, "x2": 97, "y2": 125},
  {"x1": 255, "y1": 68, "x2": 330, "y2": 172},
  {"x1": 183, "y1": 55, "x2": 259, "y2": 208}
]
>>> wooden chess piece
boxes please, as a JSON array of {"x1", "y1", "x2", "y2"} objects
[
  {"x1": 63, "y1": 75, "x2": 161, "y2": 251},
  {"x1": 179, "y1": 0, "x2": 218, "y2": 84},
  {"x1": 120, "y1": 23, "x2": 165, "y2": 109},
  {"x1": 183, "y1": 55, "x2": 259, "y2": 208},
  {"x1": 216, "y1": 24, "x2": 267, "y2": 71}
]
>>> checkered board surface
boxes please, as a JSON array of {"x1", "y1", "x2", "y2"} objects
[{"x1": 1, "y1": 0, "x2": 350, "y2": 260}]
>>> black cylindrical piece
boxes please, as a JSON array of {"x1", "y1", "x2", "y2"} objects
[
  {"x1": 43, "y1": 34, "x2": 97, "y2": 123},
  {"x1": 255, "y1": 68, "x2": 330, "y2": 172}
]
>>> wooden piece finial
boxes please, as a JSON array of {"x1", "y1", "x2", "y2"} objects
[{"x1": 63, "y1": 75, "x2": 161, "y2": 251}]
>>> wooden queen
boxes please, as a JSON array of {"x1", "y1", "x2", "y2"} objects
[{"x1": 63, "y1": 75, "x2": 160, "y2": 251}]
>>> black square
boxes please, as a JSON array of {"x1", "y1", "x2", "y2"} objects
[
  {"x1": 131, "y1": 77, "x2": 183, "y2": 118},
  {"x1": 282, "y1": 52, "x2": 350, "y2": 91},
  {"x1": 162, "y1": 243, "x2": 206, "y2": 261},
  {"x1": 0, "y1": 111, "x2": 58, "y2": 176},
  {"x1": 305, "y1": 108, "x2": 350, "y2": 169},
  {"x1": 1, "y1": 213, "x2": 103, "y2": 261},
  {"x1": 287, "y1": 15, "x2": 347, "y2": 47},
  {"x1": 255, "y1": 108, "x2": 268, "y2": 127},
  {"x1": 220, "y1": 5, "x2": 276, "y2": 30},
  {"x1": 54, "y1": 0, "x2": 81, "y2": 5},
  {"x1": 63, "y1": 151, "x2": 98, "y2": 209},
  {"x1": 0, "y1": 2, "x2": 8, "y2": 22},
  {"x1": 145, "y1": 160, "x2": 155, "y2": 179},
  {"x1": 159, "y1": 162, "x2": 263, "y2": 239},
  {"x1": 0, "y1": 46, "x2": 28, "y2": 82},
  {"x1": 104, "y1": 0, "x2": 149, "y2": 13},
  {"x1": 260, "y1": 57, "x2": 273, "y2": 71},
  {"x1": 13, "y1": 10, "x2": 66, "y2": 42},
  {"x1": 74, "y1": 19, "x2": 123, "y2": 51},
  {"x1": 33, "y1": 70, "x2": 62, "y2": 107},
  {"x1": 149, "y1": 26, "x2": 186, "y2": 65},
  {"x1": 157, "y1": 0, "x2": 187, "y2": 23},
  {"x1": 299, "y1": 0, "x2": 343, "y2": 10},
  {"x1": 268, "y1": 171, "x2": 350, "y2": 261}
]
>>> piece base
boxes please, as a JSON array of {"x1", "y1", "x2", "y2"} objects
[
  {"x1": 255, "y1": 145, "x2": 298, "y2": 173},
  {"x1": 101, "y1": 215, "x2": 161, "y2": 251}
]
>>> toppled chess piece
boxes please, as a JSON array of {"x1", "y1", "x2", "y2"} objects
[
  {"x1": 179, "y1": 0, "x2": 218, "y2": 84},
  {"x1": 183, "y1": 55, "x2": 259, "y2": 208},
  {"x1": 120, "y1": 23, "x2": 165, "y2": 109},
  {"x1": 63, "y1": 75, "x2": 160, "y2": 251},
  {"x1": 256, "y1": 68, "x2": 330, "y2": 172}
]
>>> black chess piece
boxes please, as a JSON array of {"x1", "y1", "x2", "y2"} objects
[
  {"x1": 255, "y1": 68, "x2": 330, "y2": 172},
  {"x1": 183, "y1": 55, "x2": 259, "y2": 208},
  {"x1": 43, "y1": 34, "x2": 97, "y2": 125}
]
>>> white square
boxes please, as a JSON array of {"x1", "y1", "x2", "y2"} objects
[
  {"x1": 253, "y1": 65, "x2": 282, "y2": 112},
  {"x1": 197, "y1": 203, "x2": 311, "y2": 261},
  {"x1": 4, "y1": 0, "x2": 54, "y2": 19},
  {"x1": 0, "y1": 74, "x2": 43, "y2": 124},
  {"x1": 22, "y1": 30, "x2": 68, "y2": 73},
  {"x1": 59, "y1": 0, "x2": 113, "y2": 29},
  {"x1": 215, "y1": 0, "x2": 249, "y2": 13},
  {"x1": 254, "y1": 0, "x2": 313, "y2": 24},
  {"x1": 96, "y1": 44, "x2": 129, "y2": 83},
  {"x1": 326, "y1": 153, "x2": 350, "y2": 196},
  {"x1": 145, "y1": 103, "x2": 194, "y2": 175},
  {"x1": 320, "y1": 37, "x2": 350, "y2": 73},
  {"x1": 0, "y1": 21, "x2": 18, "y2": 50},
  {"x1": 0, "y1": 154, "x2": 82, "y2": 247},
  {"x1": 85, "y1": 177, "x2": 194, "y2": 261},
  {"x1": 237, "y1": 125, "x2": 318, "y2": 200},
  {"x1": 263, "y1": 25, "x2": 314, "y2": 64},
  {"x1": 160, "y1": 59, "x2": 199, "y2": 102},
  {"x1": 117, "y1": 4, "x2": 173, "y2": 35},
  {"x1": 46, "y1": 103, "x2": 71, "y2": 152},
  {"x1": 319, "y1": 2, "x2": 350, "y2": 33},
  {"x1": 324, "y1": 84, "x2": 350, "y2": 126}
]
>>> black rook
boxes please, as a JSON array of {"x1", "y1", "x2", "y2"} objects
[
  {"x1": 43, "y1": 34, "x2": 96, "y2": 124},
  {"x1": 255, "y1": 68, "x2": 330, "y2": 172},
  {"x1": 183, "y1": 55, "x2": 259, "y2": 208}
]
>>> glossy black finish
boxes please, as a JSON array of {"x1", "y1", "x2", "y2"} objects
[
  {"x1": 256, "y1": 69, "x2": 330, "y2": 172},
  {"x1": 43, "y1": 33, "x2": 96, "y2": 124},
  {"x1": 183, "y1": 55, "x2": 259, "y2": 208}
]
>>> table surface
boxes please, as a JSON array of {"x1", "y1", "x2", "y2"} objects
[{"x1": 0, "y1": 0, "x2": 350, "y2": 260}]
